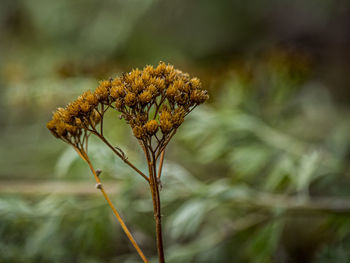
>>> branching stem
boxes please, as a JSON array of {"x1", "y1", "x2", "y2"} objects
[
  {"x1": 93, "y1": 131, "x2": 149, "y2": 182},
  {"x1": 75, "y1": 148, "x2": 149, "y2": 263}
]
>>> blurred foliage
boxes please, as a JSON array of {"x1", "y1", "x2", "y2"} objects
[{"x1": 1, "y1": 0, "x2": 350, "y2": 263}]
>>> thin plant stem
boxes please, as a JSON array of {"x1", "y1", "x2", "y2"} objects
[
  {"x1": 156, "y1": 130, "x2": 176, "y2": 159},
  {"x1": 157, "y1": 150, "x2": 165, "y2": 180},
  {"x1": 94, "y1": 132, "x2": 149, "y2": 182},
  {"x1": 142, "y1": 143, "x2": 165, "y2": 263},
  {"x1": 151, "y1": 154, "x2": 165, "y2": 263},
  {"x1": 77, "y1": 148, "x2": 149, "y2": 263}
]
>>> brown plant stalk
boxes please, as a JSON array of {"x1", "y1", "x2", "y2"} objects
[{"x1": 47, "y1": 62, "x2": 208, "y2": 262}]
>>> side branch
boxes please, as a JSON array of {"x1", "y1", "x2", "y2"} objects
[
  {"x1": 93, "y1": 131, "x2": 149, "y2": 182},
  {"x1": 157, "y1": 150, "x2": 165, "y2": 180},
  {"x1": 156, "y1": 130, "x2": 176, "y2": 160},
  {"x1": 80, "y1": 151, "x2": 149, "y2": 263}
]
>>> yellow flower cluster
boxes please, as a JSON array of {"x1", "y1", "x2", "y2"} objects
[
  {"x1": 112, "y1": 62, "x2": 208, "y2": 140},
  {"x1": 47, "y1": 90, "x2": 102, "y2": 143},
  {"x1": 47, "y1": 62, "x2": 209, "y2": 143}
]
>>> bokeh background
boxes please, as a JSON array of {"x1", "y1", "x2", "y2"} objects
[{"x1": 1, "y1": 0, "x2": 350, "y2": 262}]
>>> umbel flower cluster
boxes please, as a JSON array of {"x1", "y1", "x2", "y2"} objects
[
  {"x1": 47, "y1": 62, "x2": 208, "y2": 263},
  {"x1": 47, "y1": 62, "x2": 208, "y2": 155}
]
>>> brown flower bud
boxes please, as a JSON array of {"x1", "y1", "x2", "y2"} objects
[
  {"x1": 165, "y1": 64, "x2": 174, "y2": 74},
  {"x1": 75, "y1": 117, "x2": 82, "y2": 126},
  {"x1": 144, "y1": 120, "x2": 159, "y2": 135},
  {"x1": 66, "y1": 103, "x2": 80, "y2": 118},
  {"x1": 159, "y1": 109, "x2": 173, "y2": 134},
  {"x1": 83, "y1": 91, "x2": 98, "y2": 106},
  {"x1": 80, "y1": 102, "x2": 91, "y2": 113},
  {"x1": 133, "y1": 78, "x2": 144, "y2": 93},
  {"x1": 190, "y1": 78, "x2": 201, "y2": 89},
  {"x1": 124, "y1": 92, "x2": 137, "y2": 107},
  {"x1": 179, "y1": 82, "x2": 191, "y2": 93},
  {"x1": 66, "y1": 124, "x2": 78, "y2": 136},
  {"x1": 166, "y1": 71, "x2": 177, "y2": 84},
  {"x1": 190, "y1": 89, "x2": 209, "y2": 104},
  {"x1": 175, "y1": 92, "x2": 189, "y2": 105},
  {"x1": 147, "y1": 85, "x2": 158, "y2": 96},
  {"x1": 115, "y1": 99, "x2": 124, "y2": 110},
  {"x1": 111, "y1": 78, "x2": 123, "y2": 86},
  {"x1": 47, "y1": 120, "x2": 59, "y2": 138},
  {"x1": 138, "y1": 112, "x2": 148, "y2": 124},
  {"x1": 90, "y1": 110, "x2": 101, "y2": 125},
  {"x1": 132, "y1": 126, "x2": 144, "y2": 139},
  {"x1": 166, "y1": 84, "x2": 178, "y2": 99},
  {"x1": 172, "y1": 107, "x2": 185, "y2": 128},
  {"x1": 55, "y1": 122, "x2": 67, "y2": 137},
  {"x1": 173, "y1": 79, "x2": 185, "y2": 90},
  {"x1": 155, "y1": 62, "x2": 167, "y2": 75},
  {"x1": 95, "y1": 81, "x2": 110, "y2": 101},
  {"x1": 110, "y1": 86, "x2": 126, "y2": 99},
  {"x1": 160, "y1": 120, "x2": 173, "y2": 134},
  {"x1": 154, "y1": 78, "x2": 165, "y2": 91},
  {"x1": 141, "y1": 70, "x2": 152, "y2": 83},
  {"x1": 139, "y1": 90, "x2": 152, "y2": 105}
]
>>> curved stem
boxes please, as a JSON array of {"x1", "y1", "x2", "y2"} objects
[{"x1": 78, "y1": 149, "x2": 149, "y2": 263}]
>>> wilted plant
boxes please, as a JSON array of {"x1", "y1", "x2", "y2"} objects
[{"x1": 47, "y1": 62, "x2": 208, "y2": 263}]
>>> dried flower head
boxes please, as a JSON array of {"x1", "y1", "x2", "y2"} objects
[
  {"x1": 107, "y1": 62, "x2": 208, "y2": 144},
  {"x1": 47, "y1": 62, "x2": 209, "y2": 156},
  {"x1": 47, "y1": 90, "x2": 102, "y2": 150},
  {"x1": 132, "y1": 126, "x2": 145, "y2": 139},
  {"x1": 144, "y1": 120, "x2": 159, "y2": 135}
]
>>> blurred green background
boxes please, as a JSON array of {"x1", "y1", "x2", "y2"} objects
[{"x1": 1, "y1": 0, "x2": 350, "y2": 262}]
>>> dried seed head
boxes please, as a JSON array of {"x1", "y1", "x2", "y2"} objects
[
  {"x1": 166, "y1": 84, "x2": 178, "y2": 99},
  {"x1": 147, "y1": 85, "x2": 158, "y2": 96},
  {"x1": 190, "y1": 77, "x2": 201, "y2": 89},
  {"x1": 172, "y1": 107, "x2": 185, "y2": 128},
  {"x1": 90, "y1": 110, "x2": 101, "y2": 125},
  {"x1": 190, "y1": 89, "x2": 209, "y2": 104},
  {"x1": 159, "y1": 109, "x2": 173, "y2": 134},
  {"x1": 132, "y1": 126, "x2": 145, "y2": 139},
  {"x1": 95, "y1": 80, "x2": 111, "y2": 101},
  {"x1": 110, "y1": 86, "x2": 126, "y2": 99},
  {"x1": 160, "y1": 119, "x2": 173, "y2": 134},
  {"x1": 47, "y1": 107, "x2": 80, "y2": 140},
  {"x1": 141, "y1": 70, "x2": 152, "y2": 83},
  {"x1": 115, "y1": 98, "x2": 124, "y2": 110},
  {"x1": 75, "y1": 117, "x2": 82, "y2": 126},
  {"x1": 144, "y1": 120, "x2": 159, "y2": 135},
  {"x1": 124, "y1": 92, "x2": 137, "y2": 107},
  {"x1": 47, "y1": 62, "x2": 208, "y2": 150},
  {"x1": 111, "y1": 78, "x2": 123, "y2": 86},
  {"x1": 155, "y1": 62, "x2": 167, "y2": 75},
  {"x1": 139, "y1": 90, "x2": 152, "y2": 105},
  {"x1": 132, "y1": 78, "x2": 143, "y2": 93},
  {"x1": 154, "y1": 78, "x2": 165, "y2": 91},
  {"x1": 65, "y1": 104, "x2": 78, "y2": 118},
  {"x1": 80, "y1": 102, "x2": 91, "y2": 113},
  {"x1": 175, "y1": 92, "x2": 189, "y2": 105}
]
